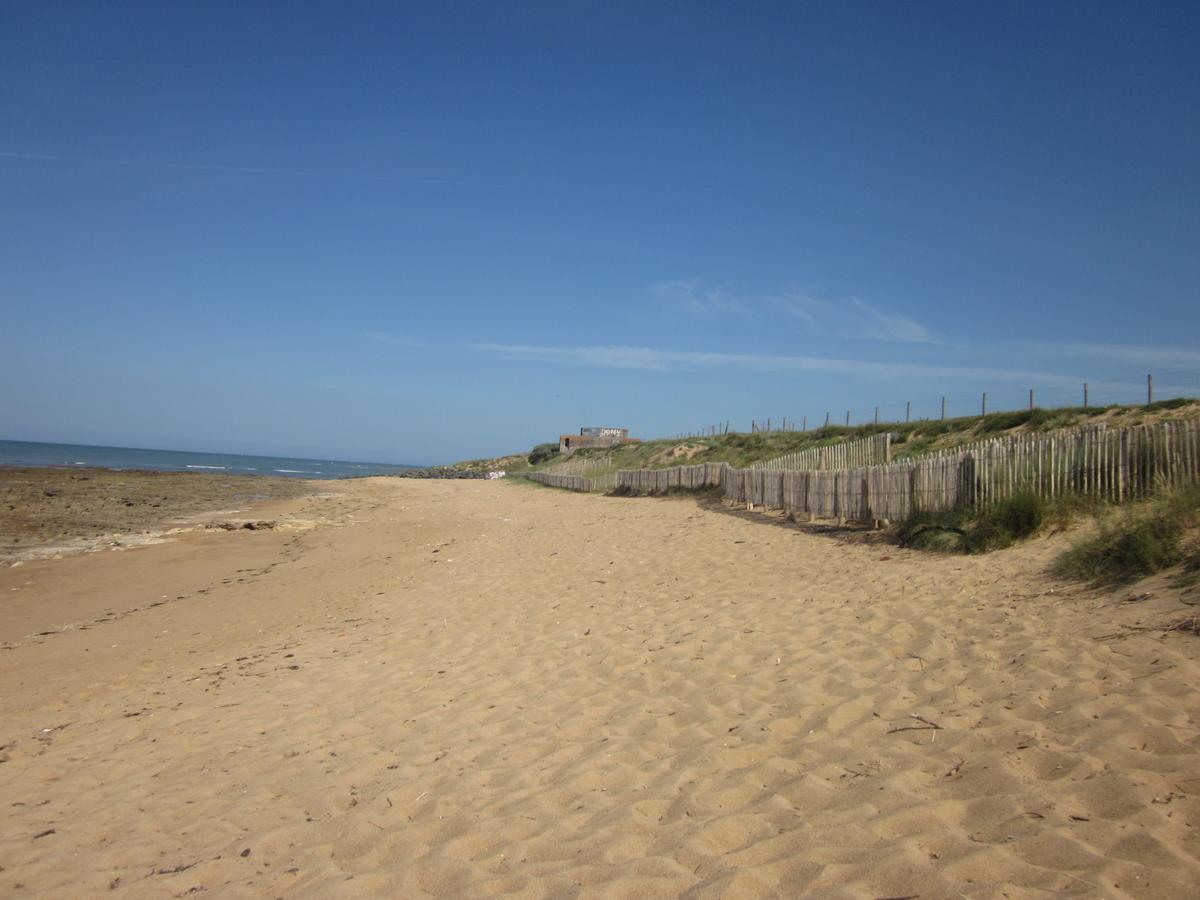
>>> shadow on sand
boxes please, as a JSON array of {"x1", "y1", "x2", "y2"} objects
[{"x1": 603, "y1": 489, "x2": 893, "y2": 547}]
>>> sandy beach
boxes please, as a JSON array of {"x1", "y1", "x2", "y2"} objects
[{"x1": 2, "y1": 476, "x2": 1199, "y2": 898}]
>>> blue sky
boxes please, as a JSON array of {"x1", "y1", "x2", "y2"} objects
[{"x1": 2, "y1": 1, "x2": 1197, "y2": 464}]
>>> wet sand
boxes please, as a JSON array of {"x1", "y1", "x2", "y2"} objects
[
  {"x1": 0, "y1": 467, "x2": 316, "y2": 565},
  {"x1": 1, "y1": 477, "x2": 1198, "y2": 898}
]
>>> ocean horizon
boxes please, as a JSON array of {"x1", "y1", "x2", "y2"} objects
[{"x1": 0, "y1": 439, "x2": 420, "y2": 480}]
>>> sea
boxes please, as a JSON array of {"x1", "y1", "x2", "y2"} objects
[{"x1": 0, "y1": 440, "x2": 419, "y2": 480}]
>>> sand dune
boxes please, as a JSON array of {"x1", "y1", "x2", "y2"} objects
[{"x1": 1, "y1": 477, "x2": 1198, "y2": 898}]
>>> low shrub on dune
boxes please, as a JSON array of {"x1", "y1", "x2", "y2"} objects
[
  {"x1": 1054, "y1": 485, "x2": 1200, "y2": 584},
  {"x1": 898, "y1": 490, "x2": 1086, "y2": 554}
]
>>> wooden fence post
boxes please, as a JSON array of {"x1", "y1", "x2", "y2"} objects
[
  {"x1": 1029, "y1": 388, "x2": 1035, "y2": 411},
  {"x1": 905, "y1": 400, "x2": 911, "y2": 423},
  {"x1": 1083, "y1": 383, "x2": 1088, "y2": 409},
  {"x1": 981, "y1": 393, "x2": 987, "y2": 416},
  {"x1": 802, "y1": 415, "x2": 807, "y2": 432},
  {"x1": 1148, "y1": 374, "x2": 1154, "y2": 404},
  {"x1": 845, "y1": 410, "x2": 851, "y2": 427},
  {"x1": 874, "y1": 406, "x2": 879, "y2": 425},
  {"x1": 825, "y1": 412, "x2": 830, "y2": 428},
  {"x1": 941, "y1": 397, "x2": 946, "y2": 420}
]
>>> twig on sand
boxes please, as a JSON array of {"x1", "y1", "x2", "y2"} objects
[
  {"x1": 1165, "y1": 615, "x2": 1200, "y2": 636},
  {"x1": 888, "y1": 714, "x2": 942, "y2": 734},
  {"x1": 153, "y1": 861, "x2": 199, "y2": 875}
]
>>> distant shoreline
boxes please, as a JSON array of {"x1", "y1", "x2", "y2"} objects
[
  {"x1": 0, "y1": 439, "x2": 418, "y2": 480},
  {"x1": 0, "y1": 461, "x2": 337, "y2": 479},
  {"x1": 0, "y1": 465, "x2": 322, "y2": 565}
]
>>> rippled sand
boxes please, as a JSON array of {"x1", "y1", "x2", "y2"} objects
[{"x1": 1, "y1": 478, "x2": 1198, "y2": 898}]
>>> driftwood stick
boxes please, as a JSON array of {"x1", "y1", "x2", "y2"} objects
[{"x1": 887, "y1": 714, "x2": 943, "y2": 735}]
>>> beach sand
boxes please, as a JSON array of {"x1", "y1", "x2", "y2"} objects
[{"x1": 1, "y1": 477, "x2": 1198, "y2": 897}]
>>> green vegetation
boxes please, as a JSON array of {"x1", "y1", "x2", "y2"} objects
[
  {"x1": 897, "y1": 490, "x2": 1104, "y2": 554},
  {"x1": 514, "y1": 398, "x2": 1199, "y2": 477},
  {"x1": 428, "y1": 452, "x2": 531, "y2": 476},
  {"x1": 1054, "y1": 485, "x2": 1200, "y2": 584},
  {"x1": 1144, "y1": 397, "x2": 1194, "y2": 412},
  {"x1": 527, "y1": 442, "x2": 560, "y2": 465},
  {"x1": 891, "y1": 405, "x2": 1118, "y2": 451},
  {"x1": 973, "y1": 406, "x2": 1108, "y2": 435},
  {"x1": 898, "y1": 491, "x2": 1047, "y2": 554}
]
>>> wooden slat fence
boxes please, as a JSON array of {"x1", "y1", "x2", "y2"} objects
[
  {"x1": 724, "y1": 462, "x2": 957, "y2": 521},
  {"x1": 614, "y1": 463, "x2": 727, "y2": 493},
  {"x1": 753, "y1": 432, "x2": 892, "y2": 471},
  {"x1": 515, "y1": 471, "x2": 617, "y2": 493},
  {"x1": 523, "y1": 419, "x2": 1200, "y2": 522},
  {"x1": 727, "y1": 419, "x2": 1200, "y2": 520},
  {"x1": 544, "y1": 456, "x2": 613, "y2": 477}
]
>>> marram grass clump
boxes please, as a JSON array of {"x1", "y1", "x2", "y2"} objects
[
  {"x1": 895, "y1": 490, "x2": 1103, "y2": 555},
  {"x1": 1054, "y1": 484, "x2": 1200, "y2": 584},
  {"x1": 897, "y1": 491, "x2": 1047, "y2": 554}
]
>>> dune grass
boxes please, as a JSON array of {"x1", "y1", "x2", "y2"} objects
[
  {"x1": 523, "y1": 399, "x2": 1199, "y2": 476},
  {"x1": 1054, "y1": 485, "x2": 1200, "y2": 584},
  {"x1": 897, "y1": 491, "x2": 1044, "y2": 553},
  {"x1": 897, "y1": 491, "x2": 1104, "y2": 554}
]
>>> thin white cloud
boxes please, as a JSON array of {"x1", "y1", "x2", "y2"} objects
[
  {"x1": 650, "y1": 280, "x2": 935, "y2": 343},
  {"x1": 1023, "y1": 341, "x2": 1200, "y2": 370},
  {"x1": 771, "y1": 293, "x2": 935, "y2": 343},
  {"x1": 460, "y1": 341, "x2": 1097, "y2": 388},
  {"x1": 648, "y1": 280, "x2": 756, "y2": 317}
]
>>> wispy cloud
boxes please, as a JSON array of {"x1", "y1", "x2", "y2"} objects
[
  {"x1": 460, "y1": 341, "x2": 1094, "y2": 388},
  {"x1": 0, "y1": 151, "x2": 500, "y2": 188},
  {"x1": 771, "y1": 293, "x2": 935, "y2": 343},
  {"x1": 1023, "y1": 340, "x2": 1200, "y2": 370},
  {"x1": 649, "y1": 280, "x2": 935, "y2": 343},
  {"x1": 648, "y1": 280, "x2": 757, "y2": 317},
  {"x1": 367, "y1": 331, "x2": 1177, "y2": 398}
]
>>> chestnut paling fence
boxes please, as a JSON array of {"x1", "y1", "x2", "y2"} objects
[
  {"x1": 514, "y1": 471, "x2": 618, "y2": 493},
  {"x1": 516, "y1": 435, "x2": 892, "y2": 495},
  {"x1": 612, "y1": 463, "x2": 728, "y2": 493},
  {"x1": 751, "y1": 432, "x2": 893, "y2": 471},
  {"x1": 520, "y1": 431, "x2": 894, "y2": 490},
  {"x1": 607, "y1": 420, "x2": 1200, "y2": 521},
  {"x1": 542, "y1": 456, "x2": 614, "y2": 477}
]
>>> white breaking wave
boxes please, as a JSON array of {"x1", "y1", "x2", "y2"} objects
[{"x1": 186, "y1": 464, "x2": 226, "y2": 470}]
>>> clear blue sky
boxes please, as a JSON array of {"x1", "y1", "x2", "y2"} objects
[{"x1": 2, "y1": 1, "x2": 1197, "y2": 464}]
